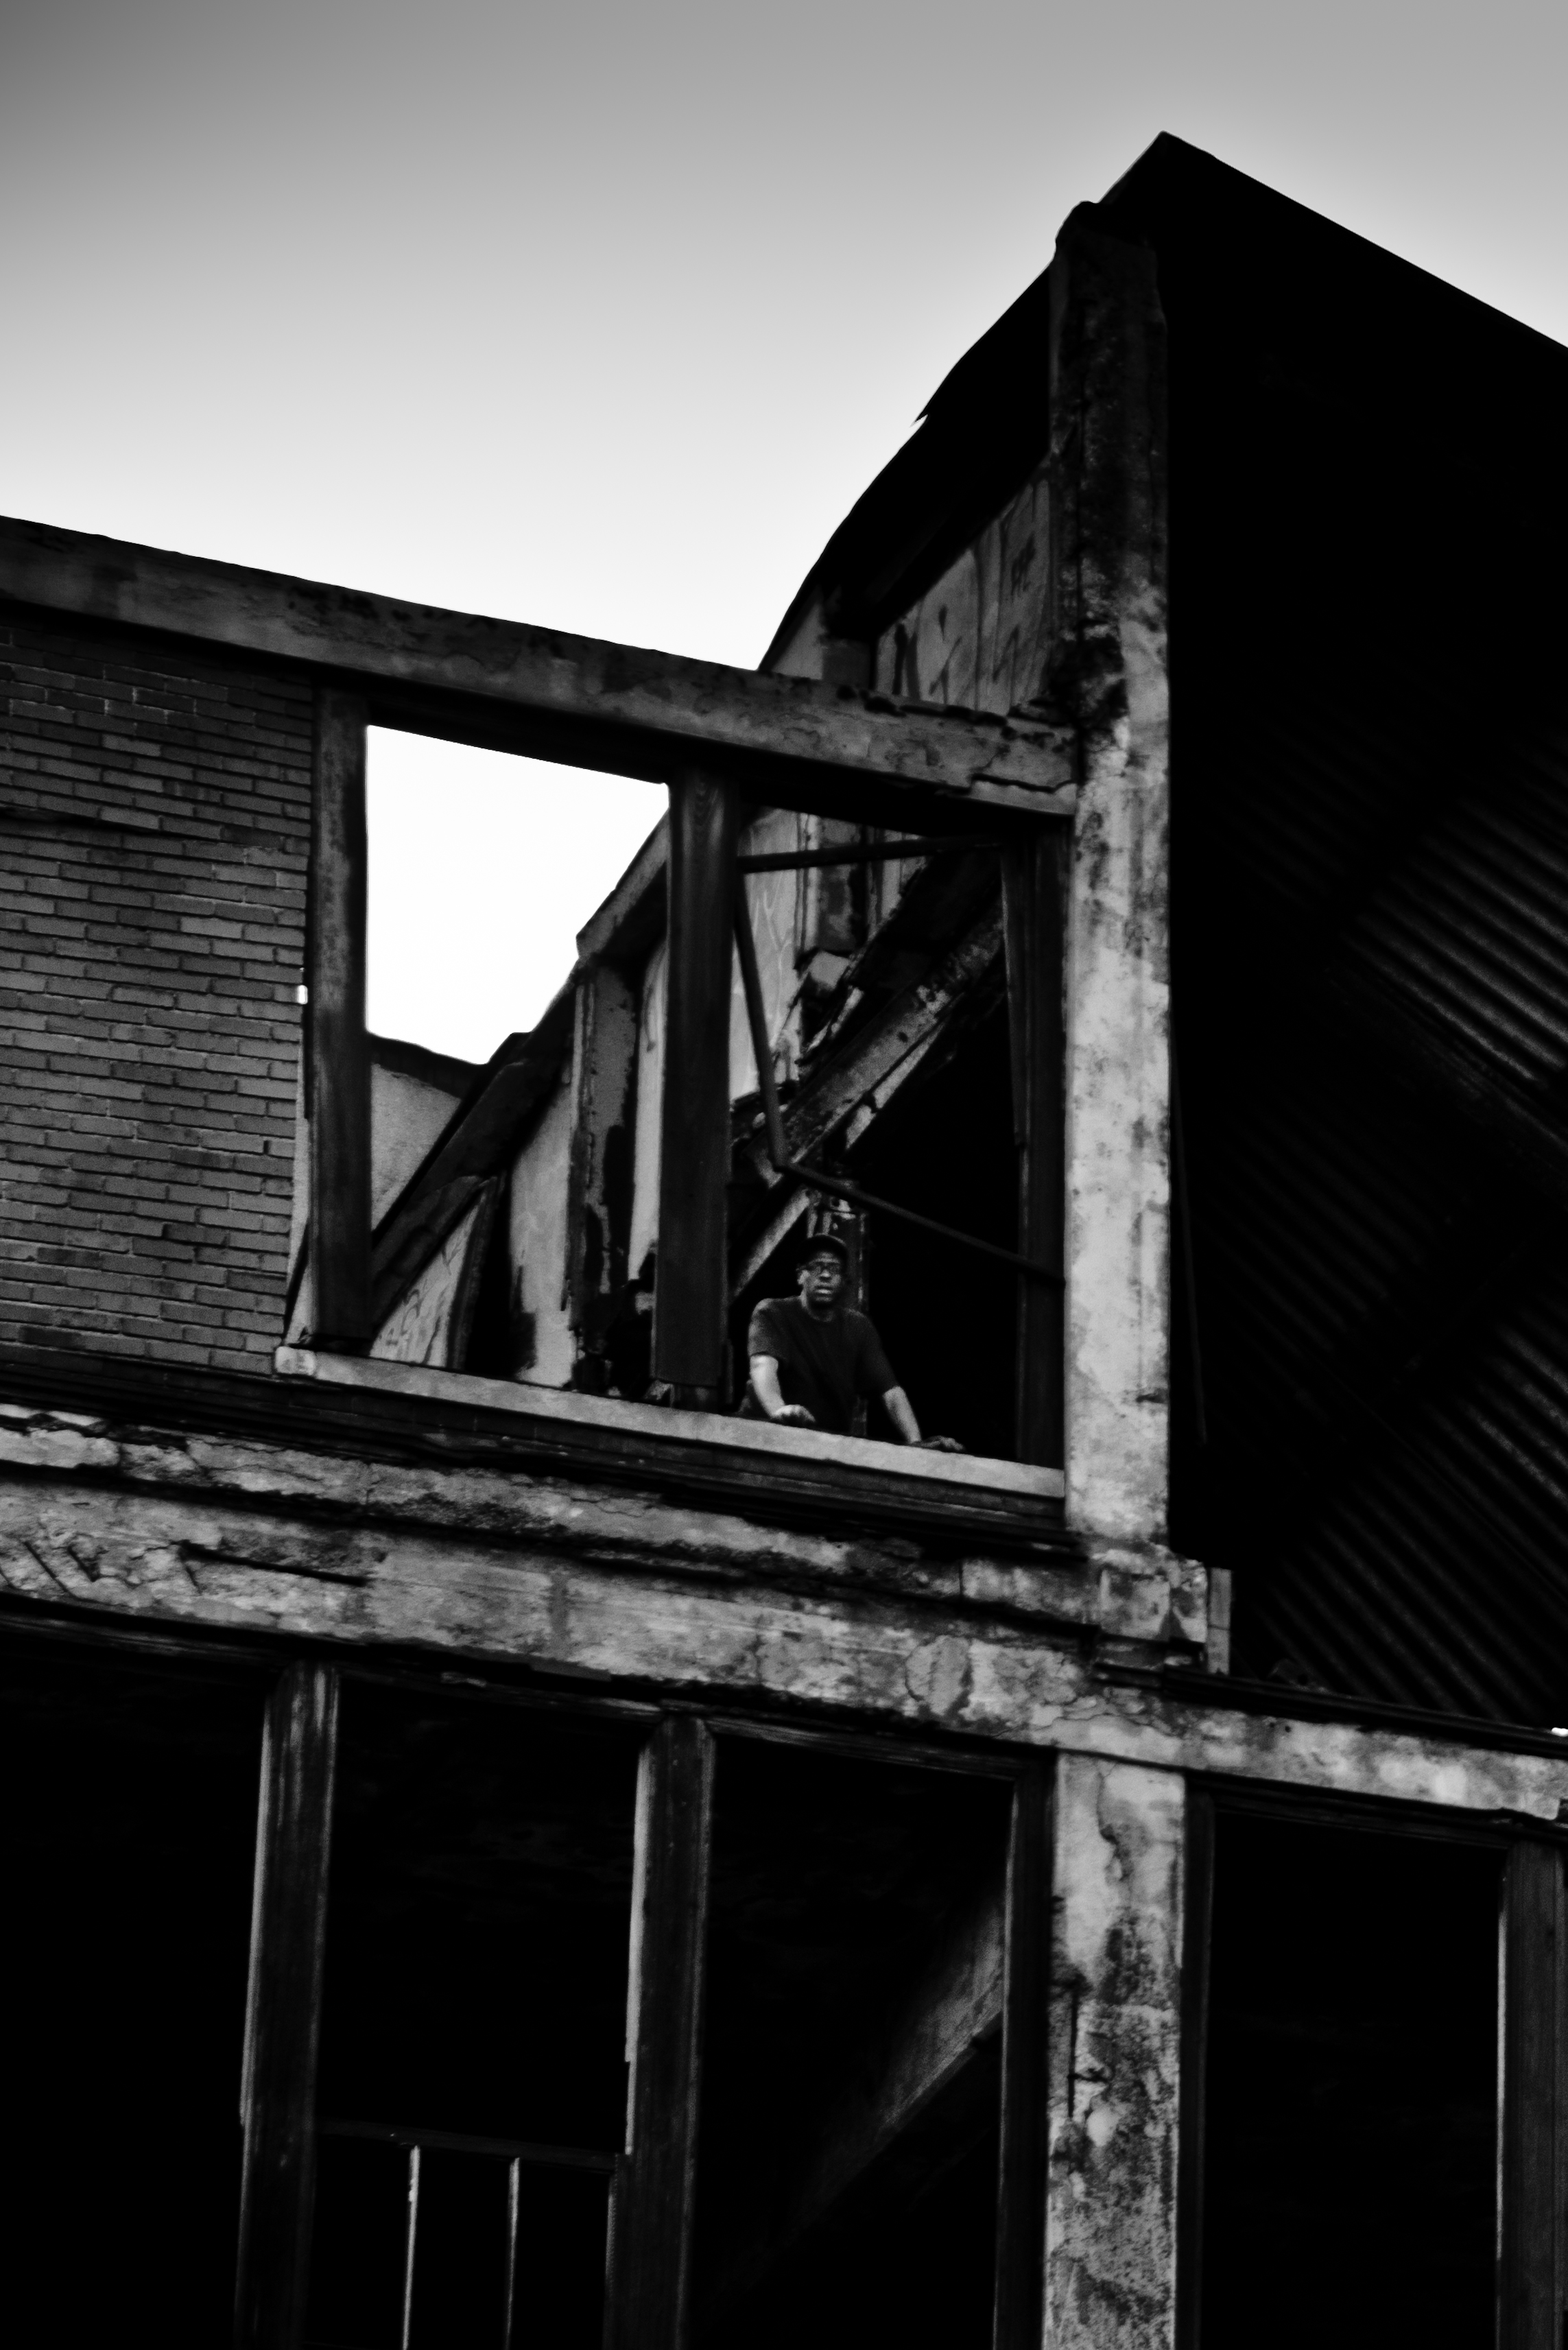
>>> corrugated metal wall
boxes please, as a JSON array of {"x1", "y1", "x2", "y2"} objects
[{"x1": 1178, "y1": 619, "x2": 1568, "y2": 1721}]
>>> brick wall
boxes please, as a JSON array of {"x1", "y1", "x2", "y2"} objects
[{"x1": 0, "y1": 617, "x2": 311, "y2": 1371}]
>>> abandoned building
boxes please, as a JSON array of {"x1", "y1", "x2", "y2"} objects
[{"x1": 7, "y1": 126, "x2": 1568, "y2": 2348}]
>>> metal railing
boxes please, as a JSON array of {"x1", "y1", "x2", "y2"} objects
[{"x1": 315, "y1": 2117, "x2": 617, "y2": 2350}]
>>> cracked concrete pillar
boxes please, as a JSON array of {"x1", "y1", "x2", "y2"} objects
[{"x1": 1045, "y1": 1752, "x2": 1185, "y2": 2350}]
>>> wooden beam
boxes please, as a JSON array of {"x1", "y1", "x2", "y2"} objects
[
  {"x1": 653, "y1": 770, "x2": 738, "y2": 1407},
  {"x1": 575, "y1": 816, "x2": 669, "y2": 967},
  {"x1": 309, "y1": 691, "x2": 370, "y2": 1350},
  {"x1": 1003, "y1": 835, "x2": 1067, "y2": 1466},
  {"x1": 1502, "y1": 1838, "x2": 1566, "y2": 2350},
  {"x1": 741, "y1": 903, "x2": 1005, "y2": 1191},
  {"x1": 370, "y1": 1174, "x2": 490, "y2": 1331},
  {"x1": 606, "y1": 1714, "x2": 715, "y2": 2350},
  {"x1": 993, "y1": 1768, "x2": 1050, "y2": 2350},
  {"x1": 235, "y1": 1661, "x2": 340, "y2": 2350},
  {"x1": 0, "y1": 514, "x2": 1077, "y2": 818}
]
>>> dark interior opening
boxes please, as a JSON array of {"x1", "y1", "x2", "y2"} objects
[
  {"x1": 307, "y1": 1683, "x2": 638, "y2": 2350},
  {"x1": 0, "y1": 1635, "x2": 263, "y2": 2347},
  {"x1": 693, "y1": 1735, "x2": 1011, "y2": 2349},
  {"x1": 853, "y1": 1001, "x2": 1019, "y2": 1460},
  {"x1": 1201, "y1": 1810, "x2": 1500, "y2": 2350}
]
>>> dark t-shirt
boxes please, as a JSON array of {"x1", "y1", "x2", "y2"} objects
[{"x1": 741, "y1": 1296, "x2": 898, "y2": 1436}]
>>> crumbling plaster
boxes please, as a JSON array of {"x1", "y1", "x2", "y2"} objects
[
  {"x1": 0, "y1": 1405, "x2": 1563, "y2": 1824},
  {"x1": 1047, "y1": 1755, "x2": 1184, "y2": 2350},
  {"x1": 1056, "y1": 224, "x2": 1172, "y2": 1550}
]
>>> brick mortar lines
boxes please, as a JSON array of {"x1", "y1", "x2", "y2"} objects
[{"x1": 3, "y1": 622, "x2": 313, "y2": 1373}]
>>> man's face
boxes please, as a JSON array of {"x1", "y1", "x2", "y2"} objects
[{"x1": 797, "y1": 1250, "x2": 845, "y2": 1314}]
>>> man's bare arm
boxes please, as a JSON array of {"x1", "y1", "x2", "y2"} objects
[
  {"x1": 881, "y1": 1386, "x2": 964, "y2": 1452},
  {"x1": 750, "y1": 1355, "x2": 815, "y2": 1427}
]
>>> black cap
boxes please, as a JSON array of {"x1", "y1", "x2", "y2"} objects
[{"x1": 796, "y1": 1231, "x2": 850, "y2": 1271}]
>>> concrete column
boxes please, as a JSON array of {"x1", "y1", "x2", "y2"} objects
[
  {"x1": 1045, "y1": 1752, "x2": 1185, "y2": 2350},
  {"x1": 1049, "y1": 217, "x2": 1171, "y2": 1544}
]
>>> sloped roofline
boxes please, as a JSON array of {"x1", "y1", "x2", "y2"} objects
[{"x1": 765, "y1": 130, "x2": 1568, "y2": 671}]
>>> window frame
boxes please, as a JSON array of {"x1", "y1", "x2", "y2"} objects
[
  {"x1": 1178, "y1": 1777, "x2": 1567, "y2": 2350},
  {"x1": 222, "y1": 1641, "x2": 1054, "y2": 2350},
  {"x1": 300, "y1": 688, "x2": 1074, "y2": 1508}
]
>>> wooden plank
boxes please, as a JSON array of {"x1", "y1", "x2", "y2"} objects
[
  {"x1": 606, "y1": 1714, "x2": 715, "y2": 2350},
  {"x1": 737, "y1": 834, "x2": 996, "y2": 873},
  {"x1": 370, "y1": 1174, "x2": 489, "y2": 1331},
  {"x1": 653, "y1": 770, "x2": 739, "y2": 1405},
  {"x1": 1174, "y1": 1789, "x2": 1215, "y2": 2350},
  {"x1": 575, "y1": 817, "x2": 669, "y2": 967},
  {"x1": 309, "y1": 691, "x2": 370, "y2": 1350},
  {"x1": 1002, "y1": 833, "x2": 1067, "y2": 1465},
  {"x1": 235, "y1": 1660, "x2": 340, "y2": 2350},
  {"x1": 1502, "y1": 1838, "x2": 1565, "y2": 2350},
  {"x1": 993, "y1": 1766, "x2": 1050, "y2": 2350},
  {"x1": 0, "y1": 1336, "x2": 1073, "y2": 1550},
  {"x1": 372, "y1": 1181, "x2": 501, "y2": 1367},
  {"x1": 741, "y1": 903, "x2": 1005, "y2": 1188},
  {"x1": 0, "y1": 515, "x2": 1078, "y2": 816}
]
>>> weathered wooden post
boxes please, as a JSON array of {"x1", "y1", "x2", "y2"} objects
[{"x1": 654, "y1": 768, "x2": 739, "y2": 1408}]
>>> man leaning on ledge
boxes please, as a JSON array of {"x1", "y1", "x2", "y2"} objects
[{"x1": 740, "y1": 1232, "x2": 962, "y2": 1451}]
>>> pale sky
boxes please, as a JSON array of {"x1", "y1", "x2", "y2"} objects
[{"x1": 7, "y1": 0, "x2": 1568, "y2": 1058}]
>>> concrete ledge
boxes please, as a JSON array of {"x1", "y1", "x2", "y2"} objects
[{"x1": 274, "y1": 1347, "x2": 1067, "y2": 1502}]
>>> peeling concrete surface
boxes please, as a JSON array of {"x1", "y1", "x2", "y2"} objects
[
  {"x1": 1058, "y1": 227, "x2": 1172, "y2": 1549},
  {"x1": 0, "y1": 1415, "x2": 1564, "y2": 1820},
  {"x1": 1047, "y1": 1755, "x2": 1184, "y2": 2350},
  {"x1": 0, "y1": 1402, "x2": 1197, "y2": 1639}
]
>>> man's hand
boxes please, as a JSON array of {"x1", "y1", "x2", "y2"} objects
[
  {"x1": 750, "y1": 1354, "x2": 814, "y2": 1427},
  {"x1": 914, "y1": 1434, "x2": 965, "y2": 1453}
]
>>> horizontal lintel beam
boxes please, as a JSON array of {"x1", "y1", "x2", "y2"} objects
[{"x1": 0, "y1": 517, "x2": 1077, "y2": 818}]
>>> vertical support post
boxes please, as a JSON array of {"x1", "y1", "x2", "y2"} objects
[
  {"x1": 309, "y1": 689, "x2": 370, "y2": 1351},
  {"x1": 606, "y1": 1714, "x2": 715, "y2": 2350},
  {"x1": 1045, "y1": 1753, "x2": 1185, "y2": 2350},
  {"x1": 654, "y1": 769, "x2": 738, "y2": 1407},
  {"x1": 1502, "y1": 1839, "x2": 1565, "y2": 2350},
  {"x1": 503, "y1": 2157, "x2": 521, "y2": 2350},
  {"x1": 993, "y1": 1766, "x2": 1052, "y2": 2350},
  {"x1": 235, "y1": 1661, "x2": 340, "y2": 2350},
  {"x1": 1002, "y1": 830, "x2": 1068, "y2": 1467},
  {"x1": 1048, "y1": 216, "x2": 1171, "y2": 1541},
  {"x1": 1174, "y1": 1790, "x2": 1215, "y2": 2350},
  {"x1": 399, "y1": 2146, "x2": 421, "y2": 2350}
]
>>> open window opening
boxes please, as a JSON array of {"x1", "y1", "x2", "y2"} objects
[
  {"x1": 305, "y1": 1682, "x2": 641, "y2": 2349},
  {"x1": 0, "y1": 1635, "x2": 264, "y2": 2345},
  {"x1": 1195, "y1": 1809, "x2": 1502, "y2": 2350},
  {"x1": 693, "y1": 1737, "x2": 1014, "y2": 2349},
  {"x1": 289, "y1": 699, "x2": 1067, "y2": 1478},
  {"x1": 67, "y1": 1649, "x2": 1055, "y2": 2350}
]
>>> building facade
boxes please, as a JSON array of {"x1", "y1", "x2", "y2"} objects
[{"x1": 3, "y1": 135, "x2": 1568, "y2": 2350}]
